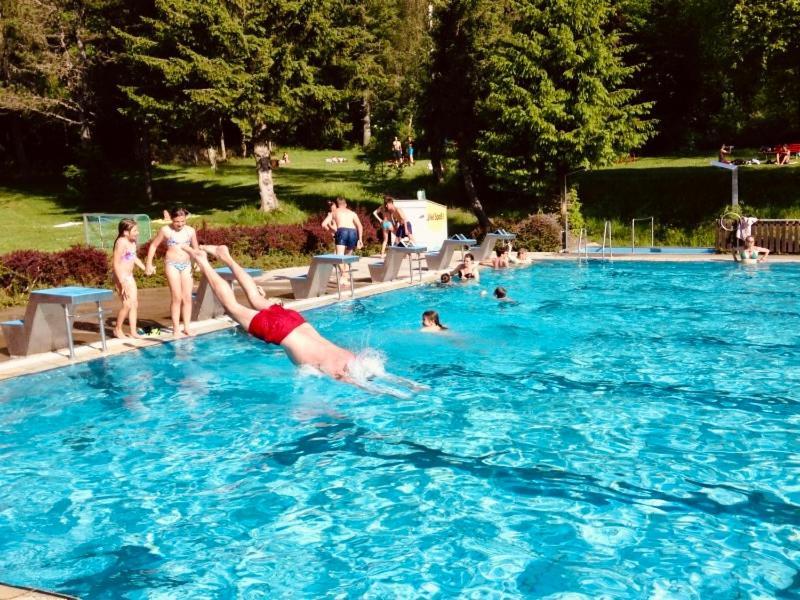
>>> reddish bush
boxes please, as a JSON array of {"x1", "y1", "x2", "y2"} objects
[
  {"x1": 482, "y1": 214, "x2": 562, "y2": 252},
  {"x1": 55, "y1": 246, "x2": 109, "y2": 286},
  {"x1": 0, "y1": 246, "x2": 108, "y2": 293},
  {"x1": 0, "y1": 249, "x2": 53, "y2": 292}
]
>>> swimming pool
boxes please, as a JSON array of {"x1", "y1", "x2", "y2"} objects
[
  {"x1": 580, "y1": 246, "x2": 716, "y2": 254},
  {"x1": 1, "y1": 261, "x2": 799, "y2": 598}
]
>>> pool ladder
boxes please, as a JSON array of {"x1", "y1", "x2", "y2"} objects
[
  {"x1": 601, "y1": 221, "x2": 614, "y2": 260},
  {"x1": 577, "y1": 228, "x2": 589, "y2": 261},
  {"x1": 577, "y1": 222, "x2": 613, "y2": 260}
]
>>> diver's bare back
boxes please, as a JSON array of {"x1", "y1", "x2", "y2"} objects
[{"x1": 332, "y1": 208, "x2": 359, "y2": 229}]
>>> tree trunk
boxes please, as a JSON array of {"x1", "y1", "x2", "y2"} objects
[
  {"x1": 254, "y1": 142, "x2": 278, "y2": 211},
  {"x1": 241, "y1": 139, "x2": 248, "y2": 158},
  {"x1": 430, "y1": 150, "x2": 445, "y2": 183},
  {"x1": 362, "y1": 95, "x2": 371, "y2": 147},
  {"x1": 138, "y1": 130, "x2": 153, "y2": 203},
  {"x1": 219, "y1": 119, "x2": 227, "y2": 160},
  {"x1": 9, "y1": 117, "x2": 29, "y2": 174},
  {"x1": 462, "y1": 164, "x2": 491, "y2": 233},
  {"x1": 208, "y1": 146, "x2": 217, "y2": 170}
]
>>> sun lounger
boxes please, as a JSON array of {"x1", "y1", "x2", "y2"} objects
[
  {"x1": 425, "y1": 235, "x2": 477, "y2": 270},
  {"x1": 468, "y1": 230, "x2": 516, "y2": 262},
  {"x1": 368, "y1": 244, "x2": 427, "y2": 283},
  {"x1": 0, "y1": 286, "x2": 113, "y2": 359},
  {"x1": 288, "y1": 254, "x2": 360, "y2": 300},
  {"x1": 193, "y1": 267, "x2": 263, "y2": 321}
]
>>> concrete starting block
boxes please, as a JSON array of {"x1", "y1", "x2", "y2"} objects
[
  {"x1": 192, "y1": 267, "x2": 263, "y2": 321},
  {"x1": 288, "y1": 254, "x2": 360, "y2": 300},
  {"x1": 0, "y1": 286, "x2": 113, "y2": 359},
  {"x1": 369, "y1": 245, "x2": 427, "y2": 283}
]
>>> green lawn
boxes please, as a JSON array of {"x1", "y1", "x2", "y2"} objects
[
  {"x1": 573, "y1": 152, "x2": 800, "y2": 245},
  {"x1": 0, "y1": 148, "x2": 468, "y2": 253},
  {"x1": 2, "y1": 148, "x2": 800, "y2": 253}
]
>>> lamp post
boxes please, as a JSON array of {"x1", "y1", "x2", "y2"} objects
[
  {"x1": 562, "y1": 167, "x2": 586, "y2": 251},
  {"x1": 710, "y1": 160, "x2": 738, "y2": 206}
]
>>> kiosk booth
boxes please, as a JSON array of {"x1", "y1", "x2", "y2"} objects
[{"x1": 393, "y1": 194, "x2": 448, "y2": 251}]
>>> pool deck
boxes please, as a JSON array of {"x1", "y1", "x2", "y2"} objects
[
  {"x1": 0, "y1": 249, "x2": 798, "y2": 381},
  {"x1": 0, "y1": 583, "x2": 76, "y2": 599}
]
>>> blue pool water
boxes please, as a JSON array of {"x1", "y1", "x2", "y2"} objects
[
  {"x1": 581, "y1": 247, "x2": 716, "y2": 254},
  {"x1": 2, "y1": 261, "x2": 800, "y2": 598}
]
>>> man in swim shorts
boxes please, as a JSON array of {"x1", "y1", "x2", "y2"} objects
[
  {"x1": 186, "y1": 245, "x2": 356, "y2": 380},
  {"x1": 185, "y1": 246, "x2": 425, "y2": 397},
  {"x1": 383, "y1": 196, "x2": 414, "y2": 245},
  {"x1": 331, "y1": 197, "x2": 363, "y2": 282}
]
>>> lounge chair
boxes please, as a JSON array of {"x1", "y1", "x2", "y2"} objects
[
  {"x1": 468, "y1": 230, "x2": 516, "y2": 262},
  {"x1": 288, "y1": 254, "x2": 360, "y2": 300},
  {"x1": 1, "y1": 286, "x2": 113, "y2": 359},
  {"x1": 425, "y1": 235, "x2": 477, "y2": 270},
  {"x1": 193, "y1": 267, "x2": 263, "y2": 321},
  {"x1": 369, "y1": 244, "x2": 427, "y2": 283}
]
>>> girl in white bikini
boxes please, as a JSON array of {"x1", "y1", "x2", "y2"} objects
[
  {"x1": 145, "y1": 207, "x2": 199, "y2": 337},
  {"x1": 112, "y1": 219, "x2": 147, "y2": 338}
]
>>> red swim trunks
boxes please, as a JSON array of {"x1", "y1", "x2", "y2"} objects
[{"x1": 247, "y1": 305, "x2": 306, "y2": 345}]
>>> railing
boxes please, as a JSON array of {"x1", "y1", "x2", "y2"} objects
[
  {"x1": 601, "y1": 221, "x2": 614, "y2": 259},
  {"x1": 716, "y1": 219, "x2": 800, "y2": 253},
  {"x1": 576, "y1": 228, "x2": 589, "y2": 261},
  {"x1": 632, "y1": 217, "x2": 654, "y2": 251}
]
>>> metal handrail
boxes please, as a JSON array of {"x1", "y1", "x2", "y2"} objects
[
  {"x1": 631, "y1": 217, "x2": 654, "y2": 251},
  {"x1": 601, "y1": 221, "x2": 614, "y2": 259},
  {"x1": 576, "y1": 228, "x2": 588, "y2": 261}
]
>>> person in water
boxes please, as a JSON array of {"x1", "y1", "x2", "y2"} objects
[
  {"x1": 451, "y1": 253, "x2": 480, "y2": 282},
  {"x1": 185, "y1": 245, "x2": 422, "y2": 396},
  {"x1": 733, "y1": 236, "x2": 769, "y2": 264},
  {"x1": 421, "y1": 310, "x2": 447, "y2": 332}
]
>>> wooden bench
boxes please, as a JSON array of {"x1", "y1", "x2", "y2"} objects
[
  {"x1": 1, "y1": 286, "x2": 113, "y2": 359},
  {"x1": 760, "y1": 143, "x2": 800, "y2": 161}
]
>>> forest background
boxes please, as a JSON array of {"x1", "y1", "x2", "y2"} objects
[{"x1": 1, "y1": 0, "x2": 799, "y2": 254}]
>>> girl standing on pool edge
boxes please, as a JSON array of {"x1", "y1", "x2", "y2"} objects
[
  {"x1": 112, "y1": 219, "x2": 147, "y2": 338},
  {"x1": 145, "y1": 207, "x2": 199, "y2": 338}
]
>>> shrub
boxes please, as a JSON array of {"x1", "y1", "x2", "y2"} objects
[
  {"x1": 0, "y1": 249, "x2": 53, "y2": 292},
  {"x1": 55, "y1": 246, "x2": 110, "y2": 286},
  {"x1": 481, "y1": 214, "x2": 563, "y2": 252},
  {"x1": 0, "y1": 246, "x2": 108, "y2": 294}
]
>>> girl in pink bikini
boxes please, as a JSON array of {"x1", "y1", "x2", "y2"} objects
[
  {"x1": 112, "y1": 219, "x2": 147, "y2": 338},
  {"x1": 145, "y1": 207, "x2": 199, "y2": 337}
]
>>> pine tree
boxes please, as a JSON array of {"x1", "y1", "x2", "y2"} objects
[{"x1": 475, "y1": 0, "x2": 654, "y2": 209}]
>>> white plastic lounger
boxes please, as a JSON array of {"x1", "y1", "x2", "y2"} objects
[
  {"x1": 0, "y1": 286, "x2": 113, "y2": 359},
  {"x1": 468, "y1": 230, "x2": 516, "y2": 262},
  {"x1": 193, "y1": 266, "x2": 263, "y2": 321},
  {"x1": 369, "y1": 245, "x2": 427, "y2": 283},
  {"x1": 288, "y1": 254, "x2": 360, "y2": 300},
  {"x1": 425, "y1": 235, "x2": 477, "y2": 270}
]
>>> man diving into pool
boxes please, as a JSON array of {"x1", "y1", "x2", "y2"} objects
[{"x1": 186, "y1": 245, "x2": 423, "y2": 397}]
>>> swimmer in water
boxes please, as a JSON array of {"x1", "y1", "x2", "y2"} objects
[
  {"x1": 733, "y1": 235, "x2": 769, "y2": 264},
  {"x1": 186, "y1": 245, "x2": 423, "y2": 397}
]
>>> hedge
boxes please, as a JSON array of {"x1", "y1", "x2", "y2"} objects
[{"x1": 0, "y1": 210, "x2": 383, "y2": 296}]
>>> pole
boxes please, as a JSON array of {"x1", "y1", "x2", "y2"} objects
[{"x1": 732, "y1": 169, "x2": 739, "y2": 206}]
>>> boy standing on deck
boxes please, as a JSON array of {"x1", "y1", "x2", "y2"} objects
[{"x1": 331, "y1": 197, "x2": 363, "y2": 282}]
